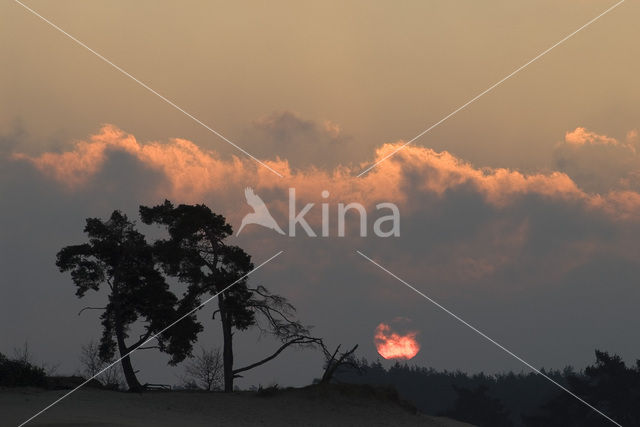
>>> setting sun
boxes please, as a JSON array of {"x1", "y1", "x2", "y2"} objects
[{"x1": 374, "y1": 322, "x2": 420, "y2": 360}]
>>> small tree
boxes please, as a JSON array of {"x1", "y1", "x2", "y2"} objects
[
  {"x1": 184, "y1": 347, "x2": 223, "y2": 391},
  {"x1": 13, "y1": 342, "x2": 34, "y2": 366},
  {"x1": 56, "y1": 210, "x2": 202, "y2": 391},
  {"x1": 80, "y1": 340, "x2": 123, "y2": 389},
  {"x1": 13, "y1": 342, "x2": 59, "y2": 376}
]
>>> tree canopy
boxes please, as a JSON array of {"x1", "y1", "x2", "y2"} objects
[
  {"x1": 56, "y1": 210, "x2": 201, "y2": 391},
  {"x1": 141, "y1": 200, "x2": 318, "y2": 392}
]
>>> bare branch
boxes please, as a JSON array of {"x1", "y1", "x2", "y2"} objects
[
  {"x1": 77, "y1": 306, "x2": 107, "y2": 316},
  {"x1": 183, "y1": 347, "x2": 223, "y2": 391},
  {"x1": 233, "y1": 335, "x2": 323, "y2": 375},
  {"x1": 321, "y1": 344, "x2": 359, "y2": 384}
]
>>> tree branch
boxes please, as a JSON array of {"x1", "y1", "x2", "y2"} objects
[
  {"x1": 128, "y1": 328, "x2": 154, "y2": 352},
  {"x1": 321, "y1": 344, "x2": 359, "y2": 384},
  {"x1": 78, "y1": 306, "x2": 107, "y2": 316},
  {"x1": 232, "y1": 336, "x2": 322, "y2": 375}
]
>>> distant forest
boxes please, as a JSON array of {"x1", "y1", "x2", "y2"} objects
[{"x1": 334, "y1": 350, "x2": 640, "y2": 427}]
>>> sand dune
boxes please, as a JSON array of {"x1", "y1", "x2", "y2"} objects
[{"x1": 1, "y1": 384, "x2": 474, "y2": 427}]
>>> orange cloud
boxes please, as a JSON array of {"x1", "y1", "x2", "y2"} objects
[
  {"x1": 565, "y1": 127, "x2": 621, "y2": 147},
  {"x1": 374, "y1": 322, "x2": 420, "y2": 360},
  {"x1": 554, "y1": 127, "x2": 640, "y2": 194},
  {"x1": 12, "y1": 125, "x2": 286, "y2": 199},
  {"x1": 11, "y1": 124, "x2": 640, "y2": 222},
  {"x1": 384, "y1": 143, "x2": 583, "y2": 207}
]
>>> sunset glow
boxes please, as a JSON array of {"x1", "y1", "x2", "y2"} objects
[{"x1": 374, "y1": 322, "x2": 420, "y2": 360}]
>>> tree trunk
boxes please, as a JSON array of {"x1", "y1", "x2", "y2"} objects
[
  {"x1": 115, "y1": 320, "x2": 143, "y2": 392},
  {"x1": 220, "y1": 294, "x2": 234, "y2": 392}
]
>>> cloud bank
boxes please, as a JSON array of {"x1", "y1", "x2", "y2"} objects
[
  {"x1": 12, "y1": 124, "x2": 640, "y2": 224},
  {"x1": 12, "y1": 124, "x2": 640, "y2": 293}
]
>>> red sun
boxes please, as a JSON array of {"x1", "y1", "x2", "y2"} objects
[{"x1": 374, "y1": 320, "x2": 420, "y2": 360}]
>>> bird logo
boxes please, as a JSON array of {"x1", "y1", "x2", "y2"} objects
[{"x1": 237, "y1": 187, "x2": 285, "y2": 236}]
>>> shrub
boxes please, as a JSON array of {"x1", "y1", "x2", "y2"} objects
[{"x1": 0, "y1": 352, "x2": 47, "y2": 387}]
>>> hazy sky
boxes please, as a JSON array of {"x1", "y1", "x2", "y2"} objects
[{"x1": 2, "y1": 0, "x2": 640, "y2": 391}]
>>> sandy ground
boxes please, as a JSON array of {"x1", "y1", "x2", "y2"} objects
[{"x1": 1, "y1": 385, "x2": 474, "y2": 427}]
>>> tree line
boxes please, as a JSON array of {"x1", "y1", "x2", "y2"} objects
[{"x1": 335, "y1": 350, "x2": 640, "y2": 426}]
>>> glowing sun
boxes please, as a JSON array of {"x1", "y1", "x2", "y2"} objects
[{"x1": 374, "y1": 319, "x2": 420, "y2": 360}]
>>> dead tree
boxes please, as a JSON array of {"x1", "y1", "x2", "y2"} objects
[
  {"x1": 320, "y1": 343, "x2": 360, "y2": 384},
  {"x1": 184, "y1": 347, "x2": 224, "y2": 391}
]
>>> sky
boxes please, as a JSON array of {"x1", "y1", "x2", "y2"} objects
[{"x1": 1, "y1": 0, "x2": 640, "y2": 390}]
